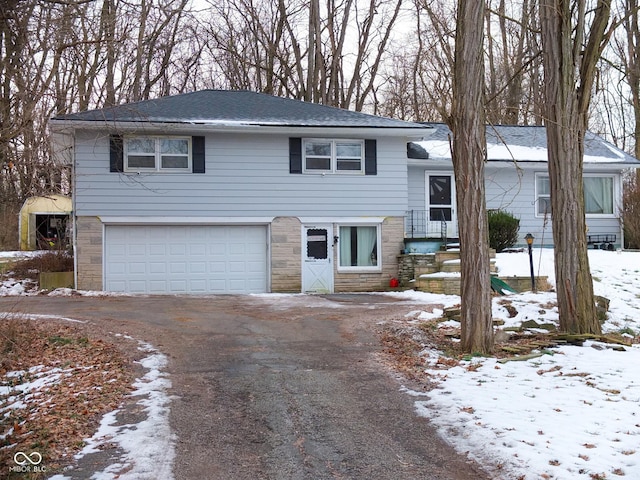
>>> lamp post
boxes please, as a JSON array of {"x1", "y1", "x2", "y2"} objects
[{"x1": 525, "y1": 233, "x2": 536, "y2": 292}]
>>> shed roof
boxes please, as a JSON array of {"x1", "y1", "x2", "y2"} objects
[{"x1": 51, "y1": 90, "x2": 427, "y2": 130}]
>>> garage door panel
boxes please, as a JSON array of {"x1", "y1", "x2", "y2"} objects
[
  {"x1": 129, "y1": 280, "x2": 148, "y2": 293},
  {"x1": 170, "y1": 262, "x2": 187, "y2": 274},
  {"x1": 149, "y1": 280, "x2": 167, "y2": 292},
  {"x1": 190, "y1": 262, "x2": 206, "y2": 273},
  {"x1": 105, "y1": 225, "x2": 267, "y2": 294},
  {"x1": 149, "y1": 263, "x2": 166, "y2": 274}
]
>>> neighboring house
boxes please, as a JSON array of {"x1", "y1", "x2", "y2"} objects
[
  {"x1": 406, "y1": 123, "x2": 640, "y2": 249},
  {"x1": 49, "y1": 90, "x2": 432, "y2": 295}
]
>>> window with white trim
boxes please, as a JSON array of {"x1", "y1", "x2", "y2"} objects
[
  {"x1": 338, "y1": 224, "x2": 381, "y2": 272},
  {"x1": 303, "y1": 139, "x2": 364, "y2": 173},
  {"x1": 584, "y1": 176, "x2": 614, "y2": 215},
  {"x1": 124, "y1": 136, "x2": 191, "y2": 172},
  {"x1": 535, "y1": 174, "x2": 616, "y2": 217},
  {"x1": 535, "y1": 175, "x2": 552, "y2": 216}
]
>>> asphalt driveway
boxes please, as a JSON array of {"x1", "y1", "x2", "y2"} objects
[{"x1": 1, "y1": 294, "x2": 490, "y2": 480}]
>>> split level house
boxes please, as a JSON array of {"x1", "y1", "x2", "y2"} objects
[{"x1": 49, "y1": 90, "x2": 640, "y2": 295}]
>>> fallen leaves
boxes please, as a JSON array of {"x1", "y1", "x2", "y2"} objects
[{"x1": 0, "y1": 317, "x2": 134, "y2": 478}]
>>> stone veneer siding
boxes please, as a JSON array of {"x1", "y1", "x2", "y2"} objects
[
  {"x1": 333, "y1": 216, "x2": 404, "y2": 292},
  {"x1": 75, "y1": 216, "x2": 103, "y2": 291},
  {"x1": 270, "y1": 216, "x2": 302, "y2": 292}
]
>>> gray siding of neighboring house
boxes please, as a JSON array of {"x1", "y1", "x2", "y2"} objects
[
  {"x1": 73, "y1": 130, "x2": 409, "y2": 217},
  {"x1": 409, "y1": 162, "x2": 624, "y2": 247}
]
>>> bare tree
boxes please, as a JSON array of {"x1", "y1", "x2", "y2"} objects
[
  {"x1": 200, "y1": 0, "x2": 404, "y2": 110},
  {"x1": 540, "y1": 0, "x2": 613, "y2": 334},
  {"x1": 620, "y1": 0, "x2": 640, "y2": 161},
  {"x1": 451, "y1": 0, "x2": 493, "y2": 353},
  {"x1": 485, "y1": 0, "x2": 543, "y2": 125}
]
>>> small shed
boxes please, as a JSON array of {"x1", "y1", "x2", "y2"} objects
[{"x1": 19, "y1": 195, "x2": 72, "y2": 250}]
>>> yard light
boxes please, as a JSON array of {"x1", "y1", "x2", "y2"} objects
[{"x1": 525, "y1": 233, "x2": 536, "y2": 292}]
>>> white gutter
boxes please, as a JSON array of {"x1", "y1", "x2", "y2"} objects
[
  {"x1": 48, "y1": 119, "x2": 435, "y2": 140},
  {"x1": 98, "y1": 216, "x2": 275, "y2": 225}
]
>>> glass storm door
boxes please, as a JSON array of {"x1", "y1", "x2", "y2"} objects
[
  {"x1": 426, "y1": 173, "x2": 457, "y2": 236},
  {"x1": 302, "y1": 225, "x2": 334, "y2": 294}
]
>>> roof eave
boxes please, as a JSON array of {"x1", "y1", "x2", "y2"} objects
[
  {"x1": 408, "y1": 158, "x2": 640, "y2": 169},
  {"x1": 49, "y1": 118, "x2": 434, "y2": 139}
]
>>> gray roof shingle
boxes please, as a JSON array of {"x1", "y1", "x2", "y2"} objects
[
  {"x1": 413, "y1": 123, "x2": 640, "y2": 165},
  {"x1": 52, "y1": 90, "x2": 426, "y2": 129}
]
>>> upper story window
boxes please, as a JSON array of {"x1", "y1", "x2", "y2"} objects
[
  {"x1": 124, "y1": 136, "x2": 191, "y2": 172},
  {"x1": 535, "y1": 173, "x2": 616, "y2": 217},
  {"x1": 303, "y1": 139, "x2": 364, "y2": 174}
]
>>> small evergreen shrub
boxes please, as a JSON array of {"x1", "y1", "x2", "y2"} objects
[{"x1": 488, "y1": 210, "x2": 520, "y2": 252}]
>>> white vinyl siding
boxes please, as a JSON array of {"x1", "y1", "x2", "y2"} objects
[{"x1": 104, "y1": 225, "x2": 267, "y2": 294}]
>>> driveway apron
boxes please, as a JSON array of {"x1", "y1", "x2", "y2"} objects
[{"x1": 0, "y1": 294, "x2": 489, "y2": 480}]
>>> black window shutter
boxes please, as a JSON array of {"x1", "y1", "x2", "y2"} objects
[
  {"x1": 289, "y1": 138, "x2": 302, "y2": 174},
  {"x1": 364, "y1": 139, "x2": 377, "y2": 175},
  {"x1": 109, "y1": 135, "x2": 123, "y2": 172},
  {"x1": 192, "y1": 136, "x2": 205, "y2": 173}
]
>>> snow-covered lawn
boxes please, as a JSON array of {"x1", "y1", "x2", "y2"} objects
[
  {"x1": 386, "y1": 249, "x2": 640, "y2": 480},
  {"x1": 2, "y1": 248, "x2": 640, "y2": 479}
]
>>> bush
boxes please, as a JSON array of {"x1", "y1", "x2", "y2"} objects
[
  {"x1": 488, "y1": 210, "x2": 520, "y2": 252},
  {"x1": 9, "y1": 250, "x2": 74, "y2": 278}
]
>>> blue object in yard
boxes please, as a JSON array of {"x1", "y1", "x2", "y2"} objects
[{"x1": 403, "y1": 240, "x2": 443, "y2": 253}]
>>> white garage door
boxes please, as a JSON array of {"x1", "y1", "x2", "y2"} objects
[{"x1": 105, "y1": 225, "x2": 268, "y2": 294}]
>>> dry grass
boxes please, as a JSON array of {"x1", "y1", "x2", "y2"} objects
[{"x1": 7, "y1": 251, "x2": 73, "y2": 279}]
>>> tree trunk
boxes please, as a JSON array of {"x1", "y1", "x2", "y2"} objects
[
  {"x1": 540, "y1": 0, "x2": 611, "y2": 334},
  {"x1": 451, "y1": 0, "x2": 493, "y2": 354}
]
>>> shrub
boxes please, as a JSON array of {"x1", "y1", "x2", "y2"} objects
[
  {"x1": 488, "y1": 210, "x2": 520, "y2": 252},
  {"x1": 9, "y1": 250, "x2": 73, "y2": 278}
]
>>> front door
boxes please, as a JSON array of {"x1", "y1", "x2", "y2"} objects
[
  {"x1": 302, "y1": 225, "x2": 334, "y2": 294},
  {"x1": 425, "y1": 172, "x2": 457, "y2": 237}
]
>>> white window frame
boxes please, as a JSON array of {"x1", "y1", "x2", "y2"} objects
[
  {"x1": 336, "y1": 223, "x2": 382, "y2": 273},
  {"x1": 535, "y1": 173, "x2": 618, "y2": 218},
  {"x1": 583, "y1": 173, "x2": 617, "y2": 217},
  {"x1": 124, "y1": 136, "x2": 192, "y2": 173},
  {"x1": 302, "y1": 139, "x2": 364, "y2": 174},
  {"x1": 534, "y1": 173, "x2": 552, "y2": 217}
]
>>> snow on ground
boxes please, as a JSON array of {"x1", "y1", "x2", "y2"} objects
[
  {"x1": 387, "y1": 249, "x2": 640, "y2": 480},
  {"x1": 3, "y1": 248, "x2": 640, "y2": 479},
  {"x1": 48, "y1": 336, "x2": 175, "y2": 480},
  {"x1": 0, "y1": 311, "x2": 174, "y2": 479}
]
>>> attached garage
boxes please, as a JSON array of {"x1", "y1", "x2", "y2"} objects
[{"x1": 104, "y1": 225, "x2": 268, "y2": 294}]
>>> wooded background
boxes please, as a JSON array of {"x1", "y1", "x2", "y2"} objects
[{"x1": 1, "y1": 0, "x2": 639, "y2": 250}]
